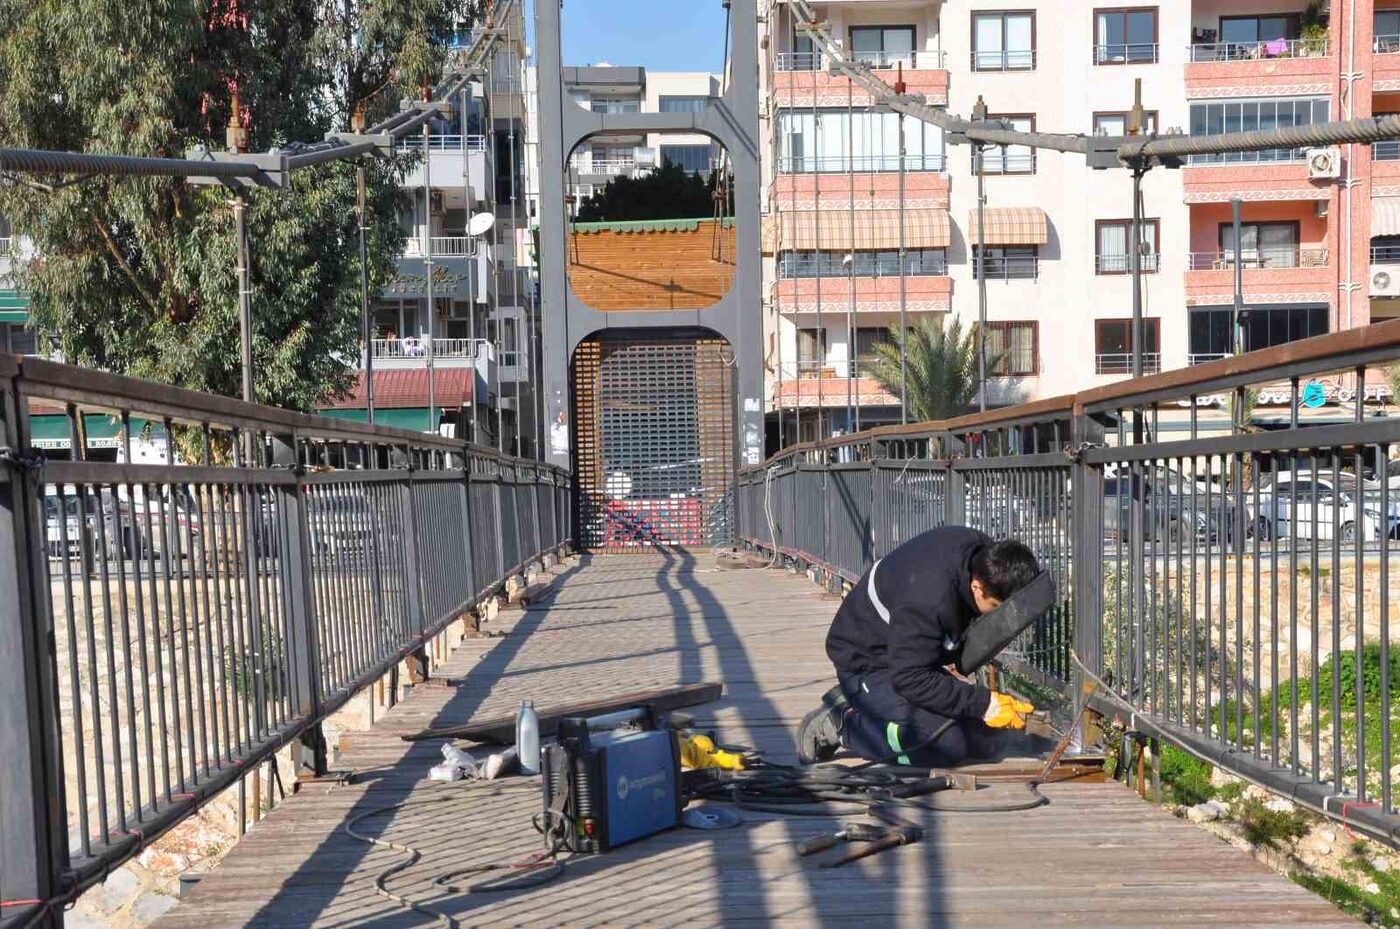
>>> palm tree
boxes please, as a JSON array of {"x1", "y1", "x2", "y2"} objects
[{"x1": 865, "y1": 317, "x2": 994, "y2": 422}]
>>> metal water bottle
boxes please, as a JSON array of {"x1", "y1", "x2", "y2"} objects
[{"x1": 516, "y1": 700, "x2": 540, "y2": 774}]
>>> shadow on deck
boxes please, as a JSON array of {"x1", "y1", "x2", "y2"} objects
[{"x1": 154, "y1": 552, "x2": 1356, "y2": 928}]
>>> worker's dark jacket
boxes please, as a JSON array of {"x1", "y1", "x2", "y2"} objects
[{"x1": 826, "y1": 526, "x2": 993, "y2": 720}]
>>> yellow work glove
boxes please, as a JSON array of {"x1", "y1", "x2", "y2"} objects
[{"x1": 983, "y1": 692, "x2": 1035, "y2": 729}]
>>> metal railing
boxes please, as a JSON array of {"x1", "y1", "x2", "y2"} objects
[
  {"x1": 1096, "y1": 352, "x2": 1161, "y2": 375},
  {"x1": 0, "y1": 353, "x2": 571, "y2": 922},
  {"x1": 1374, "y1": 140, "x2": 1400, "y2": 161},
  {"x1": 1373, "y1": 244, "x2": 1400, "y2": 264},
  {"x1": 1189, "y1": 38, "x2": 1330, "y2": 62},
  {"x1": 1187, "y1": 148, "x2": 1310, "y2": 166},
  {"x1": 973, "y1": 255, "x2": 1040, "y2": 280},
  {"x1": 850, "y1": 49, "x2": 944, "y2": 70},
  {"x1": 1188, "y1": 352, "x2": 1232, "y2": 365},
  {"x1": 402, "y1": 236, "x2": 478, "y2": 258},
  {"x1": 977, "y1": 151, "x2": 1036, "y2": 175},
  {"x1": 1096, "y1": 253, "x2": 1161, "y2": 274},
  {"x1": 393, "y1": 134, "x2": 488, "y2": 153},
  {"x1": 1376, "y1": 34, "x2": 1400, "y2": 54},
  {"x1": 777, "y1": 153, "x2": 947, "y2": 174},
  {"x1": 740, "y1": 320, "x2": 1400, "y2": 850},
  {"x1": 1188, "y1": 247, "x2": 1330, "y2": 270},
  {"x1": 370, "y1": 337, "x2": 488, "y2": 360},
  {"x1": 0, "y1": 236, "x2": 12, "y2": 256},
  {"x1": 971, "y1": 49, "x2": 1036, "y2": 71},
  {"x1": 1094, "y1": 43, "x2": 1160, "y2": 65},
  {"x1": 777, "y1": 253, "x2": 949, "y2": 279}
]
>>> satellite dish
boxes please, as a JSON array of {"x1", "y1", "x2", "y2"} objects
[{"x1": 467, "y1": 212, "x2": 496, "y2": 237}]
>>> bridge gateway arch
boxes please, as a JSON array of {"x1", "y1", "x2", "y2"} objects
[{"x1": 534, "y1": 0, "x2": 763, "y2": 551}]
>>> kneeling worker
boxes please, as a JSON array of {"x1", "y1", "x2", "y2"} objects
[{"x1": 797, "y1": 526, "x2": 1039, "y2": 766}]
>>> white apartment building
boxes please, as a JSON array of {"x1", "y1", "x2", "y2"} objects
[{"x1": 761, "y1": 1, "x2": 1391, "y2": 443}]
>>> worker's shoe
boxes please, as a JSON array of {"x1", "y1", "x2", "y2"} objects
[{"x1": 796, "y1": 685, "x2": 849, "y2": 764}]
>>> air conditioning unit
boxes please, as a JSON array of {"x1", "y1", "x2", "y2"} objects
[
  {"x1": 1307, "y1": 147, "x2": 1342, "y2": 180},
  {"x1": 1371, "y1": 268, "x2": 1400, "y2": 296}
]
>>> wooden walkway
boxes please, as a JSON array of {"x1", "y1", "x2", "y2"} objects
[{"x1": 156, "y1": 552, "x2": 1356, "y2": 928}]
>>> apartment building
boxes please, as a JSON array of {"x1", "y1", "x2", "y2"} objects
[
  {"x1": 761, "y1": 0, "x2": 1398, "y2": 443},
  {"x1": 325, "y1": 4, "x2": 542, "y2": 455},
  {"x1": 561, "y1": 65, "x2": 724, "y2": 211}
]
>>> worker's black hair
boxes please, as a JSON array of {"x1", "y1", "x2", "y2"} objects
[{"x1": 969, "y1": 540, "x2": 1040, "y2": 602}]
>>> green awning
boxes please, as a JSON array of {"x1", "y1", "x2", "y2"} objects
[
  {"x1": 318, "y1": 407, "x2": 442, "y2": 432},
  {"x1": 27, "y1": 414, "x2": 125, "y2": 450},
  {"x1": 0, "y1": 289, "x2": 28, "y2": 324}
]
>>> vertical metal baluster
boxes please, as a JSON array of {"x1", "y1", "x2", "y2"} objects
[
  {"x1": 1379, "y1": 439, "x2": 1392, "y2": 814},
  {"x1": 1219, "y1": 454, "x2": 1230, "y2": 744},
  {"x1": 1252, "y1": 455, "x2": 1261, "y2": 760},
  {"x1": 1268, "y1": 454, "x2": 1279, "y2": 767},
  {"x1": 115, "y1": 412, "x2": 142, "y2": 825},
  {"x1": 134, "y1": 475, "x2": 163, "y2": 809},
  {"x1": 77, "y1": 480, "x2": 110, "y2": 844},
  {"x1": 184, "y1": 480, "x2": 210, "y2": 783},
  {"x1": 1352, "y1": 432, "x2": 1365, "y2": 800},
  {"x1": 55, "y1": 480, "x2": 90, "y2": 856},
  {"x1": 1331, "y1": 454, "x2": 1343, "y2": 789},
  {"x1": 1310, "y1": 450, "x2": 1321, "y2": 780},
  {"x1": 1202, "y1": 456, "x2": 1211, "y2": 736}
]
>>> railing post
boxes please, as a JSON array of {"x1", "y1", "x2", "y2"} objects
[
  {"x1": 400, "y1": 451, "x2": 429, "y2": 684},
  {"x1": 456, "y1": 449, "x2": 478, "y2": 609},
  {"x1": 1070, "y1": 408, "x2": 1106, "y2": 745},
  {"x1": 0, "y1": 378, "x2": 67, "y2": 925},
  {"x1": 945, "y1": 433, "x2": 967, "y2": 527},
  {"x1": 270, "y1": 432, "x2": 326, "y2": 779}
]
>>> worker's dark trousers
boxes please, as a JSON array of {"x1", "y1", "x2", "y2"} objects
[{"x1": 836, "y1": 669, "x2": 999, "y2": 767}]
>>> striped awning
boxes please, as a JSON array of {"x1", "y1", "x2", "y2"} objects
[
  {"x1": 762, "y1": 209, "x2": 951, "y2": 253},
  {"x1": 966, "y1": 207, "x2": 1049, "y2": 246},
  {"x1": 1374, "y1": 198, "x2": 1400, "y2": 237}
]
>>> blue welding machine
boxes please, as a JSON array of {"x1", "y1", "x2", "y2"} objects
[{"x1": 540, "y1": 714, "x2": 682, "y2": 853}]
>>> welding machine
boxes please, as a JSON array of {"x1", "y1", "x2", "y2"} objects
[{"x1": 539, "y1": 713, "x2": 682, "y2": 853}]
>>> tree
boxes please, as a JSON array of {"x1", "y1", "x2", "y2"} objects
[
  {"x1": 0, "y1": 0, "x2": 468, "y2": 410},
  {"x1": 865, "y1": 317, "x2": 992, "y2": 422},
  {"x1": 575, "y1": 162, "x2": 731, "y2": 222}
]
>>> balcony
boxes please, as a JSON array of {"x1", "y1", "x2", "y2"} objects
[
  {"x1": 1377, "y1": 34, "x2": 1400, "y2": 89},
  {"x1": 772, "y1": 361, "x2": 899, "y2": 410},
  {"x1": 970, "y1": 50, "x2": 1036, "y2": 72},
  {"x1": 394, "y1": 134, "x2": 488, "y2": 153},
  {"x1": 777, "y1": 153, "x2": 946, "y2": 175},
  {"x1": 1182, "y1": 152, "x2": 1319, "y2": 201},
  {"x1": 773, "y1": 49, "x2": 948, "y2": 106},
  {"x1": 1096, "y1": 353, "x2": 1162, "y2": 375},
  {"x1": 1373, "y1": 245, "x2": 1400, "y2": 264},
  {"x1": 1188, "y1": 352, "x2": 1232, "y2": 365},
  {"x1": 774, "y1": 272, "x2": 953, "y2": 316},
  {"x1": 1185, "y1": 36, "x2": 1333, "y2": 98},
  {"x1": 1375, "y1": 140, "x2": 1400, "y2": 162},
  {"x1": 399, "y1": 140, "x2": 488, "y2": 203},
  {"x1": 1185, "y1": 247, "x2": 1333, "y2": 305}
]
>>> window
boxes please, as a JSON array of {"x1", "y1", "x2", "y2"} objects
[
  {"x1": 1220, "y1": 14, "x2": 1298, "y2": 45},
  {"x1": 1093, "y1": 110, "x2": 1159, "y2": 136},
  {"x1": 1189, "y1": 305, "x2": 1328, "y2": 357},
  {"x1": 974, "y1": 246, "x2": 1038, "y2": 280},
  {"x1": 777, "y1": 109, "x2": 944, "y2": 173},
  {"x1": 796, "y1": 328, "x2": 827, "y2": 373},
  {"x1": 976, "y1": 115, "x2": 1034, "y2": 175},
  {"x1": 984, "y1": 321, "x2": 1039, "y2": 376},
  {"x1": 1379, "y1": 11, "x2": 1400, "y2": 52},
  {"x1": 660, "y1": 144, "x2": 715, "y2": 174},
  {"x1": 972, "y1": 11, "x2": 1035, "y2": 71},
  {"x1": 1188, "y1": 98, "x2": 1328, "y2": 163},
  {"x1": 854, "y1": 327, "x2": 895, "y2": 360},
  {"x1": 658, "y1": 96, "x2": 710, "y2": 113},
  {"x1": 1096, "y1": 219, "x2": 1160, "y2": 273},
  {"x1": 590, "y1": 97, "x2": 640, "y2": 114},
  {"x1": 777, "y1": 249, "x2": 948, "y2": 279},
  {"x1": 1095, "y1": 318, "x2": 1160, "y2": 373},
  {"x1": 1095, "y1": 8, "x2": 1159, "y2": 64},
  {"x1": 1218, "y1": 221, "x2": 1301, "y2": 267},
  {"x1": 850, "y1": 25, "x2": 916, "y2": 68}
]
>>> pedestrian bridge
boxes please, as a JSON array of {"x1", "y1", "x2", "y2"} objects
[
  {"x1": 1, "y1": 323, "x2": 1398, "y2": 927},
  {"x1": 153, "y1": 554, "x2": 1354, "y2": 929}
]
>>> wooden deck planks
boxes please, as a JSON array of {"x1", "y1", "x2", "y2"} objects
[{"x1": 154, "y1": 553, "x2": 1357, "y2": 929}]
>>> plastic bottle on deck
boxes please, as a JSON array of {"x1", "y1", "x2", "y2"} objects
[{"x1": 517, "y1": 700, "x2": 540, "y2": 774}]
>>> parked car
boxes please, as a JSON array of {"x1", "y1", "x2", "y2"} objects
[
  {"x1": 43, "y1": 485, "x2": 98, "y2": 559},
  {"x1": 97, "y1": 485, "x2": 203, "y2": 559},
  {"x1": 1102, "y1": 473, "x2": 1237, "y2": 545},
  {"x1": 305, "y1": 488, "x2": 375, "y2": 557},
  {"x1": 1250, "y1": 470, "x2": 1400, "y2": 543}
]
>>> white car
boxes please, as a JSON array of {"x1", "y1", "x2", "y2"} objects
[{"x1": 1250, "y1": 470, "x2": 1400, "y2": 543}]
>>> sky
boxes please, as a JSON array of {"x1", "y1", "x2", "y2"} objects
[{"x1": 552, "y1": 0, "x2": 729, "y2": 72}]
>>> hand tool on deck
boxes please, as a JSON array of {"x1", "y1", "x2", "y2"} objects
[
  {"x1": 817, "y1": 806, "x2": 925, "y2": 868},
  {"x1": 795, "y1": 822, "x2": 887, "y2": 856}
]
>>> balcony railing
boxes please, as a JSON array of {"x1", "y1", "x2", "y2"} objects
[
  {"x1": 1187, "y1": 247, "x2": 1329, "y2": 271},
  {"x1": 778, "y1": 255, "x2": 949, "y2": 279},
  {"x1": 1188, "y1": 38, "x2": 1330, "y2": 62},
  {"x1": 1376, "y1": 34, "x2": 1400, "y2": 54},
  {"x1": 1093, "y1": 43, "x2": 1159, "y2": 65},
  {"x1": 1096, "y1": 352, "x2": 1161, "y2": 375},
  {"x1": 370, "y1": 337, "x2": 488, "y2": 360},
  {"x1": 0, "y1": 237, "x2": 11, "y2": 256},
  {"x1": 1372, "y1": 245, "x2": 1400, "y2": 264},
  {"x1": 1375, "y1": 140, "x2": 1400, "y2": 161},
  {"x1": 851, "y1": 49, "x2": 945, "y2": 69},
  {"x1": 971, "y1": 50, "x2": 1036, "y2": 71},
  {"x1": 973, "y1": 255, "x2": 1039, "y2": 280},
  {"x1": 1096, "y1": 252, "x2": 1161, "y2": 274},
  {"x1": 1186, "y1": 148, "x2": 1309, "y2": 165},
  {"x1": 778, "y1": 153, "x2": 947, "y2": 174},
  {"x1": 394, "y1": 134, "x2": 488, "y2": 153},
  {"x1": 402, "y1": 236, "x2": 478, "y2": 258},
  {"x1": 1188, "y1": 352, "x2": 1232, "y2": 365}
]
